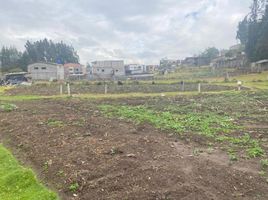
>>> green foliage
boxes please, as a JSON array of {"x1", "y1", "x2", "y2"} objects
[
  {"x1": 200, "y1": 47, "x2": 219, "y2": 61},
  {"x1": 0, "y1": 46, "x2": 22, "y2": 72},
  {"x1": 69, "y1": 183, "x2": 79, "y2": 193},
  {"x1": 0, "y1": 144, "x2": 58, "y2": 200},
  {"x1": 24, "y1": 39, "x2": 79, "y2": 64},
  {"x1": 47, "y1": 119, "x2": 64, "y2": 127},
  {"x1": 99, "y1": 105, "x2": 238, "y2": 137},
  {"x1": 260, "y1": 159, "x2": 268, "y2": 169},
  {"x1": 216, "y1": 133, "x2": 264, "y2": 158},
  {"x1": 0, "y1": 38, "x2": 80, "y2": 72},
  {"x1": 0, "y1": 103, "x2": 17, "y2": 112},
  {"x1": 247, "y1": 145, "x2": 265, "y2": 158},
  {"x1": 237, "y1": 1, "x2": 268, "y2": 62}
]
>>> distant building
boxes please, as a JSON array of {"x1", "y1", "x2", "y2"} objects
[
  {"x1": 64, "y1": 63, "x2": 86, "y2": 80},
  {"x1": 251, "y1": 59, "x2": 268, "y2": 72},
  {"x1": 146, "y1": 65, "x2": 157, "y2": 73},
  {"x1": 182, "y1": 57, "x2": 210, "y2": 67},
  {"x1": 160, "y1": 59, "x2": 180, "y2": 69},
  {"x1": 91, "y1": 60, "x2": 125, "y2": 79},
  {"x1": 125, "y1": 64, "x2": 147, "y2": 75},
  {"x1": 211, "y1": 54, "x2": 247, "y2": 69},
  {"x1": 28, "y1": 63, "x2": 65, "y2": 81}
]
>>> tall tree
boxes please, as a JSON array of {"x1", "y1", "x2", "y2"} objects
[
  {"x1": 200, "y1": 47, "x2": 219, "y2": 61},
  {"x1": 237, "y1": 0, "x2": 268, "y2": 62},
  {"x1": 24, "y1": 39, "x2": 80, "y2": 64},
  {"x1": 0, "y1": 46, "x2": 22, "y2": 72}
]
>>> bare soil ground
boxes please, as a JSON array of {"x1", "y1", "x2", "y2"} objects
[{"x1": 0, "y1": 96, "x2": 268, "y2": 200}]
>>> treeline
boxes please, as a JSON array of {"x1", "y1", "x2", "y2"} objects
[
  {"x1": 237, "y1": 0, "x2": 268, "y2": 62},
  {"x1": 0, "y1": 39, "x2": 79, "y2": 72}
]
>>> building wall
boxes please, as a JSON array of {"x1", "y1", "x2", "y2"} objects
[
  {"x1": 92, "y1": 60, "x2": 125, "y2": 79},
  {"x1": 125, "y1": 64, "x2": 147, "y2": 75},
  {"x1": 64, "y1": 63, "x2": 87, "y2": 79},
  {"x1": 28, "y1": 63, "x2": 65, "y2": 80}
]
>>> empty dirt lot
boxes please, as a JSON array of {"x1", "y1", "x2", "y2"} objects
[{"x1": 0, "y1": 92, "x2": 268, "y2": 200}]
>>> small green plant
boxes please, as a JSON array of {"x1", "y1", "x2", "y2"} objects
[
  {"x1": 43, "y1": 161, "x2": 49, "y2": 171},
  {"x1": 0, "y1": 103, "x2": 17, "y2": 112},
  {"x1": 207, "y1": 147, "x2": 214, "y2": 154},
  {"x1": 259, "y1": 170, "x2": 266, "y2": 177},
  {"x1": 47, "y1": 119, "x2": 64, "y2": 127},
  {"x1": 260, "y1": 159, "x2": 268, "y2": 169},
  {"x1": 110, "y1": 147, "x2": 123, "y2": 155},
  {"x1": 229, "y1": 154, "x2": 238, "y2": 162},
  {"x1": 56, "y1": 170, "x2": 65, "y2": 177},
  {"x1": 69, "y1": 182, "x2": 79, "y2": 193},
  {"x1": 193, "y1": 148, "x2": 202, "y2": 156},
  {"x1": 247, "y1": 145, "x2": 264, "y2": 158}
]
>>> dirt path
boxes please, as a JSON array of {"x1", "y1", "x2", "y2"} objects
[{"x1": 0, "y1": 99, "x2": 267, "y2": 200}]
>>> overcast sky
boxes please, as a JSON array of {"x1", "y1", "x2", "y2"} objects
[{"x1": 0, "y1": 0, "x2": 252, "y2": 64}]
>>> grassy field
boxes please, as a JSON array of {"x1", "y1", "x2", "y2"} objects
[{"x1": 0, "y1": 145, "x2": 58, "y2": 200}]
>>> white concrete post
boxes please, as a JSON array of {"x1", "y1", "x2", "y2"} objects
[
  {"x1": 237, "y1": 81, "x2": 242, "y2": 91},
  {"x1": 104, "y1": 84, "x2": 108, "y2": 94},
  {"x1": 198, "y1": 83, "x2": 201, "y2": 93},
  {"x1": 67, "y1": 83, "x2": 71, "y2": 96}
]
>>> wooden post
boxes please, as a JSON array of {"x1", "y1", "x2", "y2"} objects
[
  {"x1": 104, "y1": 84, "x2": 108, "y2": 94},
  {"x1": 198, "y1": 83, "x2": 201, "y2": 93},
  {"x1": 181, "y1": 81, "x2": 184, "y2": 92},
  {"x1": 60, "y1": 84, "x2": 63, "y2": 95},
  {"x1": 67, "y1": 83, "x2": 71, "y2": 96}
]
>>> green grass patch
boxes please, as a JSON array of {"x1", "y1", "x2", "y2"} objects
[
  {"x1": 0, "y1": 103, "x2": 17, "y2": 112},
  {"x1": 47, "y1": 119, "x2": 64, "y2": 127},
  {"x1": 0, "y1": 144, "x2": 58, "y2": 200},
  {"x1": 99, "y1": 105, "x2": 238, "y2": 137},
  {"x1": 99, "y1": 104, "x2": 266, "y2": 159},
  {"x1": 216, "y1": 134, "x2": 264, "y2": 158}
]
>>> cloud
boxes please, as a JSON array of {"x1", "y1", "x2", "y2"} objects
[{"x1": 0, "y1": 0, "x2": 252, "y2": 64}]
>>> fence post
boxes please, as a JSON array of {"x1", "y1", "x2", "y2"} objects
[
  {"x1": 60, "y1": 84, "x2": 63, "y2": 95},
  {"x1": 181, "y1": 81, "x2": 185, "y2": 92},
  {"x1": 67, "y1": 83, "x2": 71, "y2": 96},
  {"x1": 237, "y1": 81, "x2": 242, "y2": 91},
  {"x1": 104, "y1": 84, "x2": 108, "y2": 94},
  {"x1": 198, "y1": 83, "x2": 201, "y2": 93}
]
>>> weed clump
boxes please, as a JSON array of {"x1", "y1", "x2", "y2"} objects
[{"x1": 0, "y1": 103, "x2": 17, "y2": 112}]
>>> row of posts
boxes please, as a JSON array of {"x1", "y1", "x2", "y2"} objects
[
  {"x1": 59, "y1": 82, "x2": 202, "y2": 95},
  {"x1": 59, "y1": 82, "x2": 241, "y2": 95},
  {"x1": 59, "y1": 83, "x2": 71, "y2": 96}
]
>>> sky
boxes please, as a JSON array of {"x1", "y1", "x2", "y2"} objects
[{"x1": 0, "y1": 0, "x2": 252, "y2": 65}]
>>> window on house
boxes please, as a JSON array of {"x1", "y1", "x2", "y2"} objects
[
  {"x1": 41, "y1": 67, "x2": 46, "y2": 70},
  {"x1": 102, "y1": 69, "x2": 105, "y2": 72},
  {"x1": 116, "y1": 70, "x2": 119, "y2": 72},
  {"x1": 34, "y1": 67, "x2": 38, "y2": 70}
]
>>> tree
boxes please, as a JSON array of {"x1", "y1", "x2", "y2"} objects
[
  {"x1": 0, "y1": 46, "x2": 22, "y2": 72},
  {"x1": 200, "y1": 47, "x2": 219, "y2": 61},
  {"x1": 24, "y1": 39, "x2": 80, "y2": 64},
  {"x1": 237, "y1": 17, "x2": 249, "y2": 45},
  {"x1": 237, "y1": 0, "x2": 268, "y2": 62}
]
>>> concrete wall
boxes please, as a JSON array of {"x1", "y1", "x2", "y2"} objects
[
  {"x1": 125, "y1": 64, "x2": 147, "y2": 75},
  {"x1": 28, "y1": 63, "x2": 65, "y2": 81},
  {"x1": 92, "y1": 60, "x2": 125, "y2": 79}
]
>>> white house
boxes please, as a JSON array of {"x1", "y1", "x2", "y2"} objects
[
  {"x1": 125, "y1": 64, "x2": 147, "y2": 75},
  {"x1": 91, "y1": 60, "x2": 125, "y2": 79},
  {"x1": 28, "y1": 63, "x2": 65, "y2": 81}
]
